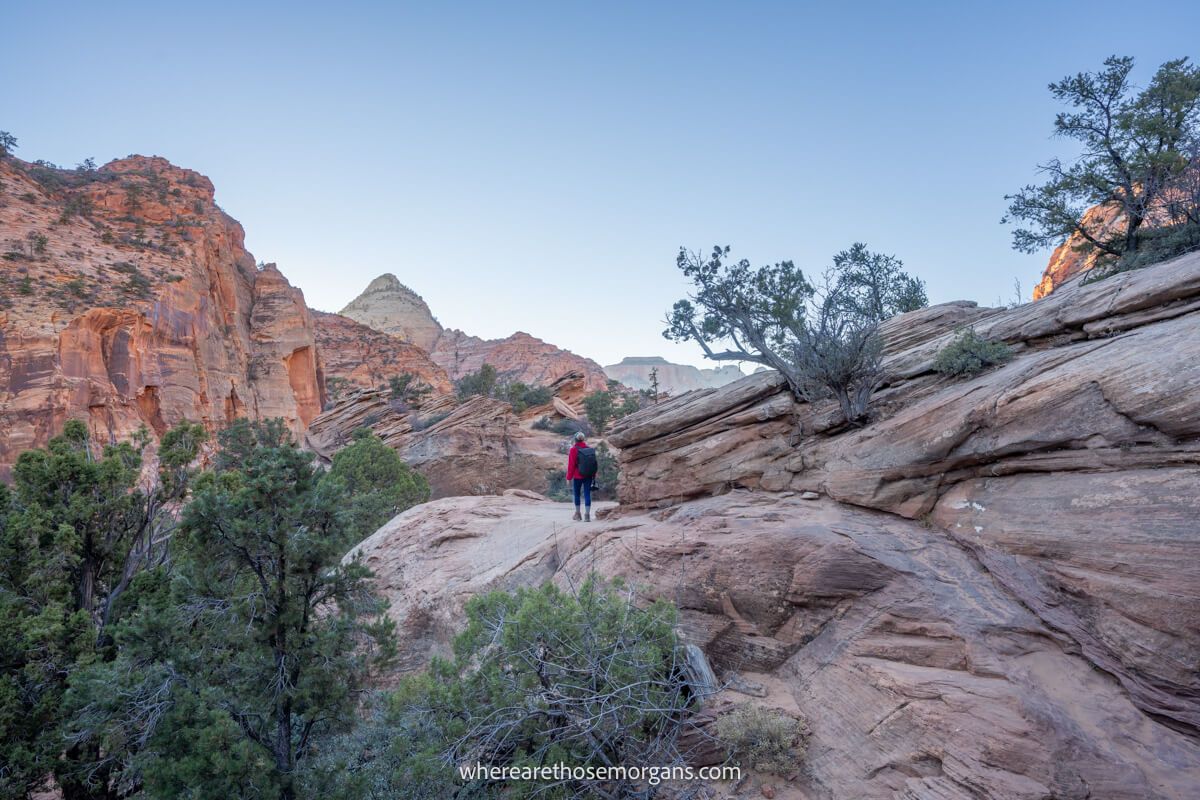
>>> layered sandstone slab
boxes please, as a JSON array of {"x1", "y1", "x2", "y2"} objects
[
  {"x1": 305, "y1": 389, "x2": 570, "y2": 498},
  {"x1": 606, "y1": 250, "x2": 1200, "y2": 734},
  {"x1": 353, "y1": 490, "x2": 1200, "y2": 798},
  {"x1": 0, "y1": 156, "x2": 323, "y2": 475}
]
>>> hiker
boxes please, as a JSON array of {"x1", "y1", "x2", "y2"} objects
[{"x1": 566, "y1": 431, "x2": 597, "y2": 521}]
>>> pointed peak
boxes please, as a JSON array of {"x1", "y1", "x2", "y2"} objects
[{"x1": 365, "y1": 273, "x2": 405, "y2": 293}]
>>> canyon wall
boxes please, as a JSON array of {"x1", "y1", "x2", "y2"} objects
[{"x1": 0, "y1": 155, "x2": 324, "y2": 475}]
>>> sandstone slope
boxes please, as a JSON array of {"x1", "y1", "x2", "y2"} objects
[
  {"x1": 0, "y1": 155, "x2": 324, "y2": 476},
  {"x1": 607, "y1": 251, "x2": 1200, "y2": 737},
  {"x1": 354, "y1": 254, "x2": 1200, "y2": 797},
  {"x1": 354, "y1": 490, "x2": 1200, "y2": 799},
  {"x1": 338, "y1": 273, "x2": 610, "y2": 390}
]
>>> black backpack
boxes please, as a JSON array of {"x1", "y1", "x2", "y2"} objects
[{"x1": 576, "y1": 446, "x2": 598, "y2": 479}]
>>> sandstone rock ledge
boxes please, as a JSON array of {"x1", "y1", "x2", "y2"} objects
[
  {"x1": 354, "y1": 254, "x2": 1200, "y2": 798},
  {"x1": 352, "y1": 490, "x2": 1200, "y2": 799},
  {"x1": 607, "y1": 251, "x2": 1200, "y2": 738}
]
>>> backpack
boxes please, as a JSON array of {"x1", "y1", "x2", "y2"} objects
[{"x1": 575, "y1": 446, "x2": 598, "y2": 479}]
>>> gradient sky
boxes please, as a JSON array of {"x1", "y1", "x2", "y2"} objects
[{"x1": 4, "y1": 1, "x2": 1198, "y2": 369}]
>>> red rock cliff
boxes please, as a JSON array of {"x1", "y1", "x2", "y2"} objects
[{"x1": 0, "y1": 155, "x2": 324, "y2": 475}]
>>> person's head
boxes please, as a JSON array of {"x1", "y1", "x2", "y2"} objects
[{"x1": 574, "y1": 431, "x2": 586, "y2": 442}]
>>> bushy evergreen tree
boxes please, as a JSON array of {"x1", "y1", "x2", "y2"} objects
[
  {"x1": 311, "y1": 576, "x2": 689, "y2": 799},
  {"x1": 1004, "y1": 56, "x2": 1200, "y2": 275},
  {"x1": 322, "y1": 427, "x2": 430, "y2": 541},
  {"x1": 0, "y1": 420, "x2": 204, "y2": 800},
  {"x1": 61, "y1": 420, "x2": 396, "y2": 800}
]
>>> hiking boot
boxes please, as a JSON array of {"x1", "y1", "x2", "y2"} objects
[
  {"x1": 573, "y1": 507, "x2": 582, "y2": 521},
  {"x1": 584, "y1": 507, "x2": 591, "y2": 522}
]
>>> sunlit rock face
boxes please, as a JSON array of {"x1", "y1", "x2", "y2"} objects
[
  {"x1": 1033, "y1": 180, "x2": 1198, "y2": 299},
  {"x1": 0, "y1": 155, "x2": 323, "y2": 476},
  {"x1": 312, "y1": 310, "x2": 453, "y2": 396}
]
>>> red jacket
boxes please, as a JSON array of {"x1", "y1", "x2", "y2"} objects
[{"x1": 566, "y1": 440, "x2": 589, "y2": 481}]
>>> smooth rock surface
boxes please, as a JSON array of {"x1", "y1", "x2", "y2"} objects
[{"x1": 353, "y1": 490, "x2": 1200, "y2": 798}]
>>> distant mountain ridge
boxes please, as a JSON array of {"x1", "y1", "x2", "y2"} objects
[
  {"x1": 338, "y1": 274, "x2": 609, "y2": 391},
  {"x1": 603, "y1": 356, "x2": 744, "y2": 394}
]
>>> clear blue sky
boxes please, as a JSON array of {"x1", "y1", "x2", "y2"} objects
[{"x1": 4, "y1": 1, "x2": 1198, "y2": 368}]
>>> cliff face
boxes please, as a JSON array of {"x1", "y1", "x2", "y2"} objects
[
  {"x1": 339, "y1": 274, "x2": 610, "y2": 391},
  {"x1": 312, "y1": 310, "x2": 453, "y2": 397},
  {"x1": 0, "y1": 155, "x2": 324, "y2": 475},
  {"x1": 604, "y1": 355, "x2": 744, "y2": 394},
  {"x1": 355, "y1": 254, "x2": 1200, "y2": 797}
]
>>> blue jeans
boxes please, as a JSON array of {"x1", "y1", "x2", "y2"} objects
[{"x1": 572, "y1": 478, "x2": 592, "y2": 507}]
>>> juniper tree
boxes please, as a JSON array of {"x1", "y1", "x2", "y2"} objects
[
  {"x1": 665, "y1": 244, "x2": 926, "y2": 423},
  {"x1": 322, "y1": 427, "x2": 430, "y2": 542},
  {"x1": 62, "y1": 420, "x2": 397, "y2": 800},
  {"x1": 0, "y1": 420, "x2": 205, "y2": 800},
  {"x1": 1004, "y1": 56, "x2": 1200, "y2": 272},
  {"x1": 315, "y1": 576, "x2": 692, "y2": 800}
]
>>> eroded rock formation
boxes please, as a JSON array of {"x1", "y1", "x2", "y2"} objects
[
  {"x1": 354, "y1": 489, "x2": 1200, "y2": 798},
  {"x1": 313, "y1": 310, "x2": 453, "y2": 397},
  {"x1": 606, "y1": 251, "x2": 1200, "y2": 737},
  {"x1": 0, "y1": 155, "x2": 324, "y2": 476},
  {"x1": 355, "y1": 253, "x2": 1200, "y2": 797},
  {"x1": 306, "y1": 387, "x2": 573, "y2": 498},
  {"x1": 338, "y1": 273, "x2": 610, "y2": 390}
]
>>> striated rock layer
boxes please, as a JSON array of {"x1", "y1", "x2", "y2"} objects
[
  {"x1": 0, "y1": 155, "x2": 324, "y2": 476},
  {"x1": 312, "y1": 310, "x2": 453, "y2": 397},
  {"x1": 354, "y1": 254, "x2": 1200, "y2": 796},
  {"x1": 354, "y1": 490, "x2": 1200, "y2": 799},
  {"x1": 338, "y1": 273, "x2": 610, "y2": 390},
  {"x1": 306, "y1": 388, "x2": 573, "y2": 498},
  {"x1": 608, "y1": 250, "x2": 1200, "y2": 737}
]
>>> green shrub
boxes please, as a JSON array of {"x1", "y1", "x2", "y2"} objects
[
  {"x1": 455, "y1": 363, "x2": 498, "y2": 399},
  {"x1": 933, "y1": 328, "x2": 1012, "y2": 378},
  {"x1": 379, "y1": 576, "x2": 690, "y2": 797},
  {"x1": 715, "y1": 704, "x2": 808, "y2": 776},
  {"x1": 322, "y1": 428, "x2": 429, "y2": 541},
  {"x1": 583, "y1": 389, "x2": 615, "y2": 433},
  {"x1": 594, "y1": 442, "x2": 619, "y2": 497},
  {"x1": 545, "y1": 467, "x2": 570, "y2": 500}
]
